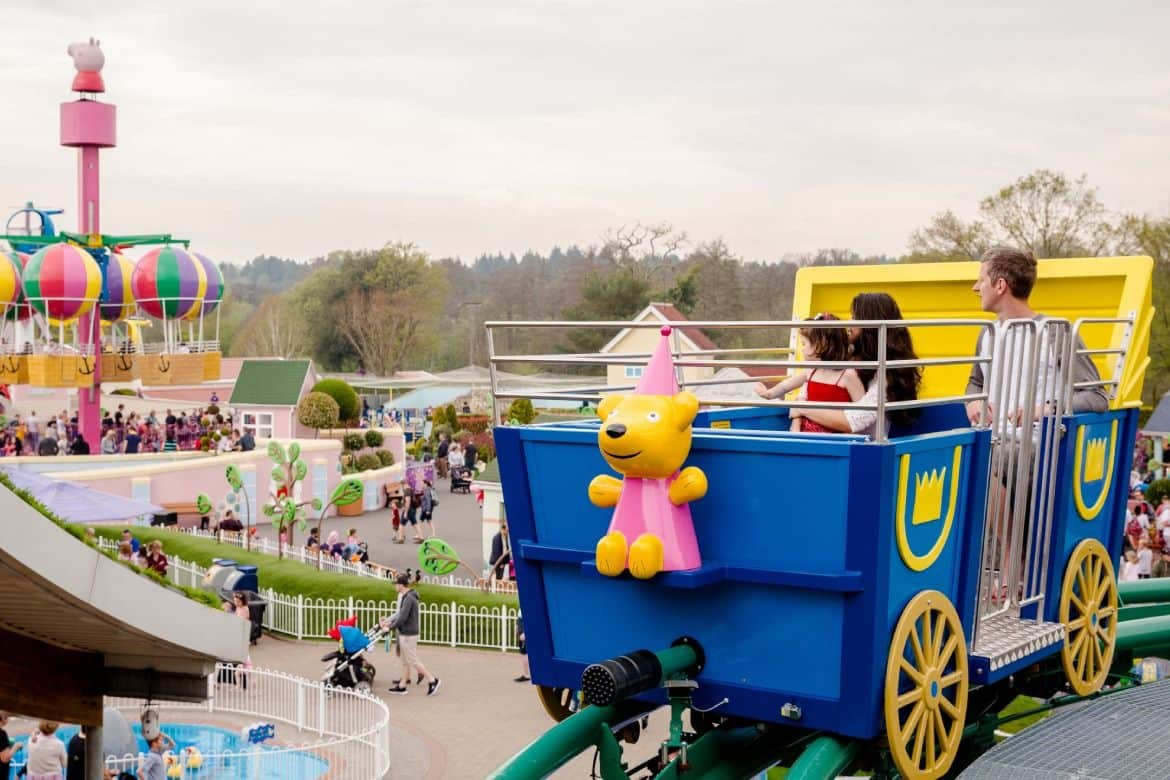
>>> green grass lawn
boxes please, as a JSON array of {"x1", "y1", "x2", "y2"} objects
[{"x1": 88, "y1": 526, "x2": 518, "y2": 610}]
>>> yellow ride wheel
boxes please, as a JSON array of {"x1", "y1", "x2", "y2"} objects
[
  {"x1": 536, "y1": 685, "x2": 578, "y2": 722},
  {"x1": 1059, "y1": 539, "x2": 1118, "y2": 695},
  {"x1": 884, "y1": 590, "x2": 968, "y2": 780}
]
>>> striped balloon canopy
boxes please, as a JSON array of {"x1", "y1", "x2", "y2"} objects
[
  {"x1": 22, "y1": 244, "x2": 101, "y2": 322},
  {"x1": 188, "y1": 251, "x2": 224, "y2": 319},
  {"x1": 131, "y1": 246, "x2": 207, "y2": 320},
  {"x1": 0, "y1": 250, "x2": 23, "y2": 307},
  {"x1": 0, "y1": 251, "x2": 32, "y2": 321},
  {"x1": 100, "y1": 252, "x2": 137, "y2": 323}
]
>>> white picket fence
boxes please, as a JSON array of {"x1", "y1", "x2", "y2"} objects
[
  {"x1": 98, "y1": 538, "x2": 521, "y2": 651},
  {"x1": 99, "y1": 664, "x2": 391, "y2": 779},
  {"x1": 172, "y1": 526, "x2": 518, "y2": 594}
]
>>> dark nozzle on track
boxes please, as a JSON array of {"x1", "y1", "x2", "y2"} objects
[{"x1": 581, "y1": 649, "x2": 662, "y2": 707}]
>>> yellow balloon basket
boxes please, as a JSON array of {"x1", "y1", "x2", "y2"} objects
[
  {"x1": 0, "y1": 355, "x2": 29, "y2": 384},
  {"x1": 139, "y1": 354, "x2": 174, "y2": 386},
  {"x1": 202, "y1": 351, "x2": 222, "y2": 382},
  {"x1": 169, "y1": 353, "x2": 205, "y2": 384},
  {"x1": 26, "y1": 354, "x2": 98, "y2": 388},
  {"x1": 100, "y1": 353, "x2": 138, "y2": 382}
]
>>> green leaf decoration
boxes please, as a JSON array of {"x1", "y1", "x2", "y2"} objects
[
  {"x1": 267, "y1": 441, "x2": 286, "y2": 465},
  {"x1": 261, "y1": 504, "x2": 275, "y2": 517},
  {"x1": 330, "y1": 478, "x2": 364, "y2": 507},
  {"x1": 282, "y1": 501, "x2": 296, "y2": 524},
  {"x1": 195, "y1": 493, "x2": 213, "y2": 515},
  {"x1": 294, "y1": 459, "x2": 308, "y2": 482},
  {"x1": 296, "y1": 518, "x2": 308, "y2": 532},
  {"x1": 271, "y1": 518, "x2": 282, "y2": 529},
  {"x1": 311, "y1": 497, "x2": 323, "y2": 511},
  {"x1": 288, "y1": 442, "x2": 301, "y2": 462},
  {"x1": 419, "y1": 538, "x2": 460, "y2": 576},
  {"x1": 271, "y1": 466, "x2": 286, "y2": 485},
  {"x1": 225, "y1": 465, "x2": 243, "y2": 491}
]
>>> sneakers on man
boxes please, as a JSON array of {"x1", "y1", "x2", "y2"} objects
[
  {"x1": 426, "y1": 677, "x2": 442, "y2": 696},
  {"x1": 387, "y1": 685, "x2": 408, "y2": 695},
  {"x1": 513, "y1": 675, "x2": 530, "y2": 683}
]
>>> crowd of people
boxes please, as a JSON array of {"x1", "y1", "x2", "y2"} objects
[{"x1": 0, "y1": 404, "x2": 257, "y2": 457}]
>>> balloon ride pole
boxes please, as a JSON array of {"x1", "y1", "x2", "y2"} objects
[{"x1": 60, "y1": 52, "x2": 115, "y2": 447}]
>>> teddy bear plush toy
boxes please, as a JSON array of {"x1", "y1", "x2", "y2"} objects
[{"x1": 589, "y1": 326, "x2": 707, "y2": 579}]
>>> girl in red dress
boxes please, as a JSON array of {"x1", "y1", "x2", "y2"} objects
[{"x1": 754, "y1": 313, "x2": 865, "y2": 432}]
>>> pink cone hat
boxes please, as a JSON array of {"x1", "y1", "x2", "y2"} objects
[{"x1": 635, "y1": 326, "x2": 679, "y2": 395}]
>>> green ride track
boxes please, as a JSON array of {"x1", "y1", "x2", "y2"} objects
[{"x1": 488, "y1": 580, "x2": 1170, "y2": 779}]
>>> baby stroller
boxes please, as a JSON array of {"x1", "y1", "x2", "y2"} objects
[
  {"x1": 321, "y1": 621, "x2": 387, "y2": 694},
  {"x1": 450, "y1": 466, "x2": 473, "y2": 494}
]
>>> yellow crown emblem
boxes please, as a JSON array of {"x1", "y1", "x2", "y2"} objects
[
  {"x1": 1083, "y1": 437, "x2": 1106, "y2": 483},
  {"x1": 911, "y1": 468, "x2": 946, "y2": 525}
]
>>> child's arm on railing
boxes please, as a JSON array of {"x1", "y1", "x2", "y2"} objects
[{"x1": 754, "y1": 370, "x2": 807, "y2": 401}]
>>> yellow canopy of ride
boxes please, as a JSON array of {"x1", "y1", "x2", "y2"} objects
[{"x1": 793, "y1": 256, "x2": 1154, "y2": 408}]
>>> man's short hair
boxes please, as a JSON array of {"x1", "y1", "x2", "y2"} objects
[
  {"x1": 981, "y1": 246, "x2": 1037, "y2": 299},
  {"x1": 395, "y1": 572, "x2": 411, "y2": 586}
]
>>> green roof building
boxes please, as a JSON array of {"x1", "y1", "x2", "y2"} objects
[{"x1": 228, "y1": 359, "x2": 316, "y2": 440}]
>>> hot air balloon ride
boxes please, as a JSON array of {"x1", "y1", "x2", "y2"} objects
[
  {"x1": 0, "y1": 250, "x2": 30, "y2": 383},
  {"x1": 98, "y1": 251, "x2": 139, "y2": 381},
  {"x1": 188, "y1": 250, "x2": 224, "y2": 381},
  {"x1": 131, "y1": 245, "x2": 208, "y2": 384},
  {"x1": 21, "y1": 243, "x2": 103, "y2": 387}
]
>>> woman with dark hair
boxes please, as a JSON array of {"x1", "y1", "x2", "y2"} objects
[{"x1": 790, "y1": 292, "x2": 921, "y2": 436}]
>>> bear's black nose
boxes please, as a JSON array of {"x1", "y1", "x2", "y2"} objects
[{"x1": 605, "y1": 423, "x2": 626, "y2": 439}]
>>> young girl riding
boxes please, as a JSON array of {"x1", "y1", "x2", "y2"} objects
[{"x1": 754, "y1": 313, "x2": 865, "y2": 433}]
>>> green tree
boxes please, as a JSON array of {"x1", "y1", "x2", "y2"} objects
[
  {"x1": 562, "y1": 267, "x2": 651, "y2": 355},
  {"x1": 908, "y1": 170, "x2": 1126, "y2": 261},
  {"x1": 507, "y1": 398, "x2": 536, "y2": 424},
  {"x1": 296, "y1": 391, "x2": 340, "y2": 435},
  {"x1": 312, "y1": 378, "x2": 361, "y2": 423}
]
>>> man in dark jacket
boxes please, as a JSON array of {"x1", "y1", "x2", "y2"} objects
[{"x1": 381, "y1": 573, "x2": 441, "y2": 695}]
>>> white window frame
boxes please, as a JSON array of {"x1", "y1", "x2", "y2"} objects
[
  {"x1": 624, "y1": 366, "x2": 644, "y2": 379},
  {"x1": 242, "y1": 411, "x2": 275, "y2": 440}
]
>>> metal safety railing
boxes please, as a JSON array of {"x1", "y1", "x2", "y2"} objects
[
  {"x1": 971, "y1": 316, "x2": 1133, "y2": 650},
  {"x1": 485, "y1": 317, "x2": 997, "y2": 442}
]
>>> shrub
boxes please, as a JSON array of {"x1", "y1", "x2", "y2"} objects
[
  {"x1": 111, "y1": 388, "x2": 137, "y2": 396},
  {"x1": 507, "y1": 398, "x2": 536, "y2": 425},
  {"x1": 206, "y1": 403, "x2": 221, "y2": 416},
  {"x1": 431, "y1": 422, "x2": 453, "y2": 443},
  {"x1": 312, "y1": 378, "x2": 361, "y2": 423},
  {"x1": 431, "y1": 406, "x2": 449, "y2": 427},
  {"x1": 469, "y1": 430, "x2": 495, "y2": 463},
  {"x1": 1146, "y1": 479, "x2": 1170, "y2": 504},
  {"x1": 364, "y1": 429, "x2": 384, "y2": 448},
  {"x1": 457, "y1": 414, "x2": 491, "y2": 434},
  {"x1": 407, "y1": 438, "x2": 427, "y2": 460},
  {"x1": 343, "y1": 432, "x2": 365, "y2": 452},
  {"x1": 445, "y1": 404, "x2": 458, "y2": 427},
  {"x1": 356, "y1": 453, "x2": 382, "y2": 471},
  {"x1": 297, "y1": 392, "x2": 340, "y2": 432},
  {"x1": 375, "y1": 449, "x2": 395, "y2": 467}
]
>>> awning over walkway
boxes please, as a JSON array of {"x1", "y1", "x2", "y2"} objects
[{"x1": 3, "y1": 467, "x2": 164, "y2": 523}]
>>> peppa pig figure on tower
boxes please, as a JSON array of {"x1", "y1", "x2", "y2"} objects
[{"x1": 68, "y1": 38, "x2": 105, "y2": 94}]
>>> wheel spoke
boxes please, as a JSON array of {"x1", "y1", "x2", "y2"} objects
[
  {"x1": 939, "y1": 671, "x2": 963, "y2": 688},
  {"x1": 1069, "y1": 590, "x2": 1087, "y2": 615},
  {"x1": 932, "y1": 613, "x2": 946, "y2": 662},
  {"x1": 1068, "y1": 628, "x2": 1087, "y2": 660},
  {"x1": 1066, "y1": 616, "x2": 1086, "y2": 632},
  {"x1": 934, "y1": 706, "x2": 950, "y2": 749},
  {"x1": 1095, "y1": 583, "x2": 1113, "y2": 610},
  {"x1": 1088, "y1": 636, "x2": 1101, "y2": 680},
  {"x1": 939, "y1": 694, "x2": 960, "y2": 719},
  {"x1": 900, "y1": 657, "x2": 925, "y2": 684},
  {"x1": 1097, "y1": 605, "x2": 1116, "y2": 622},
  {"x1": 939, "y1": 634, "x2": 960, "y2": 668},
  {"x1": 911, "y1": 704, "x2": 928, "y2": 766},
  {"x1": 1075, "y1": 568, "x2": 1089, "y2": 602},
  {"x1": 910, "y1": 628, "x2": 927, "y2": 670},
  {"x1": 897, "y1": 687, "x2": 923, "y2": 709},
  {"x1": 1075, "y1": 631, "x2": 1090, "y2": 677},
  {"x1": 901, "y1": 700, "x2": 925, "y2": 747},
  {"x1": 921, "y1": 612, "x2": 934, "y2": 665},
  {"x1": 925, "y1": 708, "x2": 936, "y2": 769}
]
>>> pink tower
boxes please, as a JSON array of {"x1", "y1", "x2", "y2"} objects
[{"x1": 60, "y1": 38, "x2": 113, "y2": 446}]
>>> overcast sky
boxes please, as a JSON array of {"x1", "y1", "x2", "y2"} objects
[{"x1": 3, "y1": 1, "x2": 1168, "y2": 266}]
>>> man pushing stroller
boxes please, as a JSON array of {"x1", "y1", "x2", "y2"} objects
[{"x1": 381, "y1": 572, "x2": 441, "y2": 696}]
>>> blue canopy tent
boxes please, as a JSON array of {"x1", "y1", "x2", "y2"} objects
[{"x1": 2, "y1": 467, "x2": 164, "y2": 524}]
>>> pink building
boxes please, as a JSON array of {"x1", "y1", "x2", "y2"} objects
[{"x1": 228, "y1": 359, "x2": 317, "y2": 440}]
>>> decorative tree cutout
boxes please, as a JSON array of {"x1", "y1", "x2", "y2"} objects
[
  {"x1": 225, "y1": 464, "x2": 253, "y2": 551},
  {"x1": 260, "y1": 441, "x2": 320, "y2": 557},
  {"x1": 419, "y1": 538, "x2": 488, "y2": 588}
]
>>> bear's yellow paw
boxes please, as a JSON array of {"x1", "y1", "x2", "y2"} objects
[
  {"x1": 588, "y1": 474, "x2": 624, "y2": 508},
  {"x1": 669, "y1": 466, "x2": 708, "y2": 505},
  {"x1": 628, "y1": 534, "x2": 664, "y2": 579},
  {"x1": 595, "y1": 531, "x2": 628, "y2": 577}
]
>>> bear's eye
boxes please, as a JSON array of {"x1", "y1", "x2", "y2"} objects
[
  {"x1": 607, "y1": 410, "x2": 619, "y2": 420},
  {"x1": 646, "y1": 411, "x2": 660, "y2": 422}
]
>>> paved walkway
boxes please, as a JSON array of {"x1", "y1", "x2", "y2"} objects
[{"x1": 251, "y1": 635, "x2": 619, "y2": 778}]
